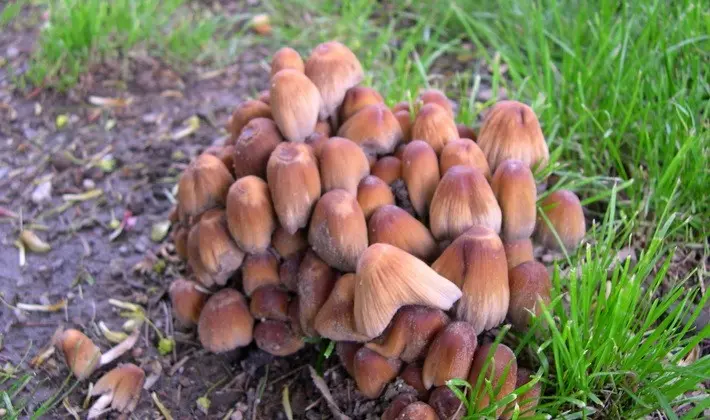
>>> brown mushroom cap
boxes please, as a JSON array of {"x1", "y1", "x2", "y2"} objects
[
  {"x1": 57, "y1": 329, "x2": 101, "y2": 380},
  {"x1": 401, "y1": 140, "x2": 441, "y2": 219},
  {"x1": 308, "y1": 189, "x2": 368, "y2": 271},
  {"x1": 187, "y1": 209, "x2": 245, "y2": 288},
  {"x1": 429, "y1": 165, "x2": 502, "y2": 241},
  {"x1": 319, "y1": 137, "x2": 371, "y2": 195},
  {"x1": 232, "y1": 117, "x2": 284, "y2": 179},
  {"x1": 352, "y1": 346, "x2": 402, "y2": 399},
  {"x1": 468, "y1": 342, "x2": 518, "y2": 418},
  {"x1": 341, "y1": 85, "x2": 385, "y2": 122},
  {"x1": 395, "y1": 109, "x2": 413, "y2": 143},
  {"x1": 314, "y1": 273, "x2": 370, "y2": 342},
  {"x1": 400, "y1": 363, "x2": 430, "y2": 400},
  {"x1": 354, "y1": 243, "x2": 462, "y2": 339},
  {"x1": 368, "y1": 205, "x2": 438, "y2": 262},
  {"x1": 491, "y1": 159, "x2": 537, "y2": 241},
  {"x1": 227, "y1": 100, "x2": 272, "y2": 139},
  {"x1": 422, "y1": 321, "x2": 478, "y2": 389},
  {"x1": 169, "y1": 278, "x2": 208, "y2": 327},
  {"x1": 225, "y1": 176, "x2": 277, "y2": 253},
  {"x1": 429, "y1": 386, "x2": 465, "y2": 420},
  {"x1": 297, "y1": 250, "x2": 337, "y2": 336},
  {"x1": 392, "y1": 101, "x2": 411, "y2": 114},
  {"x1": 254, "y1": 320, "x2": 305, "y2": 356},
  {"x1": 503, "y1": 238, "x2": 534, "y2": 270},
  {"x1": 203, "y1": 144, "x2": 236, "y2": 177},
  {"x1": 271, "y1": 227, "x2": 308, "y2": 259},
  {"x1": 535, "y1": 189, "x2": 586, "y2": 252},
  {"x1": 372, "y1": 156, "x2": 402, "y2": 185},
  {"x1": 337, "y1": 103, "x2": 403, "y2": 158},
  {"x1": 507, "y1": 261, "x2": 551, "y2": 331},
  {"x1": 89, "y1": 363, "x2": 145, "y2": 418},
  {"x1": 477, "y1": 100, "x2": 549, "y2": 173},
  {"x1": 279, "y1": 249, "x2": 306, "y2": 292},
  {"x1": 432, "y1": 226, "x2": 509, "y2": 334},
  {"x1": 242, "y1": 252, "x2": 281, "y2": 297},
  {"x1": 501, "y1": 368, "x2": 541, "y2": 419},
  {"x1": 198, "y1": 288, "x2": 254, "y2": 353},
  {"x1": 177, "y1": 154, "x2": 234, "y2": 222},
  {"x1": 270, "y1": 69, "x2": 322, "y2": 142},
  {"x1": 439, "y1": 138, "x2": 490, "y2": 178},
  {"x1": 171, "y1": 224, "x2": 189, "y2": 260},
  {"x1": 456, "y1": 123, "x2": 477, "y2": 142},
  {"x1": 270, "y1": 47, "x2": 305, "y2": 77},
  {"x1": 411, "y1": 103, "x2": 459, "y2": 154},
  {"x1": 357, "y1": 175, "x2": 396, "y2": 220},
  {"x1": 395, "y1": 402, "x2": 438, "y2": 420},
  {"x1": 382, "y1": 393, "x2": 419, "y2": 420},
  {"x1": 336, "y1": 341, "x2": 362, "y2": 378},
  {"x1": 250, "y1": 285, "x2": 291, "y2": 321},
  {"x1": 418, "y1": 88, "x2": 454, "y2": 117},
  {"x1": 266, "y1": 142, "x2": 321, "y2": 234},
  {"x1": 257, "y1": 90, "x2": 270, "y2": 105}
]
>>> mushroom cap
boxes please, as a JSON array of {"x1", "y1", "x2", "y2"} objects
[
  {"x1": 340, "y1": 85, "x2": 384, "y2": 122},
  {"x1": 187, "y1": 209, "x2": 245, "y2": 288},
  {"x1": 90, "y1": 363, "x2": 145, "y2": 415},
  {"x1": 394, "y1": 109, "x2": 413, "y2": 143},
  {"x1": 250, "y1": 285, "x2": 291, "y2": 321},
  {"x1": 266, "y1": 142, "x2": 321, "y2": 234},
  {"x1": 171, "y1": 224, "x2": 189, "y2": 260},
  {"x1": 304, "y1": 41, "x2": 364, "y2": 124},
  {"x1": 271, "y1": 227, "x2": 308, "y2": 259},
  {"x1": 227, "y1": 99, "x2": 272, "y2": 139},
  {"x1": 177, "y1": 154, "x2": 234, "y2": 222},
  {"x1": 371, "y1": 156, "x2": 402, "y2": 185},
  {"x1": 491, "y1": 159, "x2": 537, "y2": 241},
  {"x1": 421, "y1": 321, "x2": 478, "y2": 389},
  {"x1": 232, "y1": 117, "x2": 284, "y2": 179},
  {"x1": 392, "y1": 101, "x2": 411, "y2": 114},
  {"x1": 242, "y1": 252, "x2": 281, "y2": 297},
  {"x1": 502, "y1": 368, "x2": 541, "y2": 419},
  {"x1": 336, "y1": 341, "x2": 362, "y2": 378},
  {"x1": 456, "y1": 123, "x2": 477, "y2": 142},
  {"x1": 203, "y1": 144, "x2": 236, "y2": 177},
  {"x1": 535, "y1": 189, "x2": 586, "y2": 252},
  {"x1": 57, "y1": 329, "x2": 101, "y2": 380},
  {"x1": 507, "y1": 260, "x2": 551, "y2": 331},
  {"x1": 439, "y1": 138, "x2": 490, "y2": 178},
  {"x1": 314, "y1": 120, "x2": 333, "y2": 137},
  {"x1": 418, "y1": 88, "x2": 454, "y2": 117},
  {"x1": 411, "y1": 103, "x2": 458, "y2": 154},
  {"x1": 308, "y1": 189, "x2": 368, "y2": 271},
  {"x1": 401, "y1": 140, "x2": 441, "y2": 219},
  {"x1": 400, "y1": 363, "x2": 429, "y2": 400},
  {"x1": 337, "y1": 103, "x2": 403, "y2": 157},
  {"x1": 468, "y1": 342, "x2": 518, "y2": 417},
  {"x1": 254, "y1": 320, "x2": 305, "y2": 356},
  {"x1": 304, "y1": 132, "x2": 330, "y2": 158},
  {"x1": 198, "y1": 288, "x2": 254, "y2": 353},
  {"x1": 503, "y1": 238, "x2": 534, "y2": 270},
  {"x1": 432, "y1": 226, "x2": 509, "y2": 334},
  {"x1": 368, "y1": 205, "x2": 438, "y2": 262},
  {"x1": 429, "y1": 165, "x2": 502, "y2": 241},
  {"x1": 169, "y1": 278, "x2": 208, "y2": 326},
  {"x1": 257, "y1": 90, "x2": 270, "y2": 105},
  {"x1": 477, "y1": 100, "x2": 549, "y2": 172},
  {"x1": 381, "y1": 393, "x2": 418, "y2": 420},
  {"x1": 297, "y1": 250, "x2": 337, "y2": 336},
  {"x1": 314, "y1": 273, "x2": 370, "y2": 342},
  {"x1": 225, "y1": 176, "x2": 277, "y2": 253},
  {"x1": 429, "y1": 386, "x2": 465, "y2": 420},
  {"x1": 279, "y1": 249, "x2": 306, "y2": 292},
  {"x1": 357, "y1": 175, "x2": 395, "y2": 220},
  {"x1": 270, "y1": 47, "x2": 305, "y2": 77},
  {"x1": 270, "y1": 69, "x2": 322, "y2": 142},
  {"x1": 352, "y1": 346, "x2": 402, "y2": 399},
  {"x1": 319, "y1": 137, "x2": 370, "y2": 195},
  {"x1": 353, "y1": 243, "x2": 462, "y2": 339},
  {"x1": 394, "y1": 402, "x2": 439, "y2": 420}
]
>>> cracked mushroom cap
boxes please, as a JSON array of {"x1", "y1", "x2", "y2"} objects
[
  {"x1": 242, "y1": 252, "x2": 281, "y2": 297},
  {"x1": 368, "y1": 205, "x2": 438, "y2": 262},
  {"x1": 429, "y1": 165, "x2": 502, "y2": 241},
  {"x1": 432, "y1": 226, "x2": 509, "y2": 334},
  {"x1": 308, "y1": 189, "x2": 368, "y2": 271},
  {"x1": 297, "y1": 250, "x2": 338, "y2": 337},
  {"x1": 352, "y1": 346, "x2": 402, "y2": 399},
  {"x1": 371, "y1": 156, "x2": 402, "y2": 185},
  {"x1": 232, "y1": 117, "x2": 284, "y2": 179},
  {"x1": 227, "y1": 99, "x2": 272, "y2": 139},
  {"x1": 314, "y1": 273, "x2": 370, "y2": 342},
  {"x1": 353, "y1": 243, "x2": 462, "y2": 339},
  {"x1": 270, "y1": 47, "x2": 305, "y2": 77},
  {"x1": 535, "y1": 189, "x2": 586, "y2": 252},
  {"x1": 507, "y1": 260, "x2": 551, "y2": 331},
  {"x1": 357, "y1": 175, "x2": 395, "y2": 220},
  {"x1": 187, "y1": 209, "x2": 245, "y2": 288},
  {"x1": 468, "y1": 342, "x2": 518, "y2": 418},
  {"x1": 503, "y1": 238, "x2": 534, "y2": 270},
  {"x1": 411, "y1": 103, "x2": 459, "y2": 154},
  {"x1": 337, "y1": 103, "x2": 403, "y2": 158},
  {"x1": 401, "y1": 140, "x2": 441, "y2": 220},
  {"x1": 422, "y1": 321, "x2": 478, "y2": 389},
  {"x1": 270, "y1": 69, "x2": 322, "y2": 142},
  {"x1": 266, "y1": 142, "x2": 321, "y2": 234},
  {"x1": 169, "y1": 278, "x2": 208, "y2": 327},
  {"x1": 341, "y1": 85, "x2": 385, "y2": 122},
  {"x1": 225, "y1": 176, "x2": 276, "y2": 254},
  {"x1": 254, "y1": 320, "x2": 305, "y2": 356},
  {"x1": 57, "y1": 329, "x2": 101, "y2": 380},
  {"x1": 88, "y1": 363, "x2": 145, "y2": 419},
  {"x1": 177, "y1": 154, "x2": 234, "y2": 222},
  {"x1": 198, "y1": 288, "x2": 254, "y2": 353},
  {"x1": 439, "y1": 138, "x2": 490, "y2": 178},
  {"x1": 491, "y1": 159, "x2": 537, "y2": 241},
  {"x1": 319, "y1": 137, "x2": 370, "y2": 195},
  {"x1": 477, "y1": 100, "x2": 549, "y2": 173}
]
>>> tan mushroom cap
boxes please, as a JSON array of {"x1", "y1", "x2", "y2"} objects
[
  {"x1": 314, "y1": 273, "x2": 370, "y2": 342},
  {"x1": 382, "y1": 393, "x2": 418, "y2": 420},
  {"x1": 401, "y1": 140, "x2": 440, "y2": 220},
  {"x1": 353, "y1": 243, "x2": 462, "y2": 339},
  {"x1": 254, "y1": 320, "x2": 305, "y2": 356},
  {"x1": 468, "y1": 342, "x2": 518, "y2": 418},
  {"x1": 250, "y1": 285, "x2": 291, "y2": 322},
  {"x1": 341, "y1": 85, "x2": 385, "y2": 122},
  {"x1": 352, "y1": 346, "x2": 402, "y2": 399},
  {"x1": 439, "y1": 138, "x2": 490, "y2": 178},
  {"x1": 503, "y1": 238, "x2": 534, "y2": 270},
  {"x1": 337, "y1": 103, "x2": 403, "y2": 158},
  {"x1": 57, "y1": 329, "x2": 101, "y2": 380},
  {"x1": 357, "y1": 175, "x2": 395, "y2": 220},
  {"x1": 336, "y1": 341, "x2": 361, "y2": 378},
  {"x1": 232, "y1": 117, "x2": 284, "y2": 179},
  {"x1": 169, "y1": 278, "x2": 208, "y2": 327},
  {"x1": 242, "y1": 252, "x2": 281, "y2": 297},
  {"x1": 177, "y1": 154, "x2": 233, "y2": 222},
  {"x1": 411, "y1": 103, "x2": 459, "y2": 154},
  {"x1": 429, "y1": 386, "x2": 466, "y2": 420},
  {"x1": 507, "y1": 260, "x2": 551, "y2": 331},
  {"x1": 392, "y1": 101, "x2": 411, "y2": 114},
  {"x1": 198, "y1": 288, "x2": 254, "y2": 353},
  {"x1": 227, "y1": 99, "x2": 272, "y2": 139},
  {"x1": 456, "y1": 123, "x2": 477, "y2": 142},
  {"x1": 371, "y1": 156, "x2": 402, "y2": 185},
  {"x1": 394, "y1": 402, "x2": 439, "y2": 420},
  {"x1": 171, "y1": 224, "x2": 189, "y2": 260},
  {"x1": 394, "y1": 109, "x2": 413, "y2": 143},
  {"x1": 535, "y1": 189, "x2": 586, "y2": 252},
  {"x1": 319, "y1": 137, "x2": 370, "y2": 195},
  {"x1": 418, "y1": 88, "x2": 454, "y2": 117},
  {"x1": 225, "y1": 176, "x2": 276, "y2": 254},
  {"x1": 368, "y1": 204, "x2": 438, "y2": 262},
  {"x1": 270, "y1": 69, "x2": 322, "y2": 142},
  {"x1": 400, "y1": 363, "x2": 429, "y2": 400},
  {"x1": 492, "y1": 159, "x2": 537, "y2": 241},
  {"x1": 422, "y1": 321, "x2": 478, "y2": 389},
  {"x1": 187, "y1": 209, "x2": 245, "y2": 288},
  {"x1": 271, "y1": 226, "x2": 308, "y2": 259},
  {"x1": 270, "y1": 47, "x2": 305, "y2": 77},
  {"x1": 279, "y1": 249, "x2": 306, "y2": 292},
  {"x1": 297, "y1": 250, "x2": 337, "y2": 337},
  {"x1": 203, "y1": 144, "x2": 236, "y2": 177},
  {"x1": 501, "y1": 368, "x2": 541, "y2": 419},
  {"x1": 88, "y1": 363, "x2": 145, "y2": 419}
]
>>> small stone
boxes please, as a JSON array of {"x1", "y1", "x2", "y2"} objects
[
  {"x1": 6, "y1": 46, "x2": 19, "y2": 58},
  {"x1": 31, "y1": 181, "x2": 52, "y2": 204},
  {"x1": 119, "y1": 245, "x2": 129, "y2": 255},
  {"x1": 82, "y1": 179, "x2": 96, "y2": 189},
  {"x1": 109, "y1": 258, "x2": 125, "y2": 278},
  {"x1": 51, "y1": 153, "x2": 73, "y2": 172},
  {"x1": 134, "y1": 239, "x2": 147, "y2": 253}
]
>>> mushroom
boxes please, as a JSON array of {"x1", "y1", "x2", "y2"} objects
[
  {"x1": 227, "y1": 99, "x2": 272, "y2": 139},
  {"x1": 501, "y1": 368, "x2": 541, "y2": 419},
  {"x1": 241, "y1": 252, "x2": 281, "y2": 297},
  {"x1": 341, "y1": 85, "x2": 385, "y2": 122},
  {"x1": 254, "y1": 320, "x2": 305, "y2": 356},
  {"x1": 428, "y1": 386, "x2": 465, "y2": 420},
  {"x1": 394, "y1": 109, "x2": 413, "y2": 143},
  {"x1": 507, "y1": 260, "x2": 551, "y2": 331},
  {"x1": 357, "y1": 175, "x2": 396, "y2": 220},
  {"x1": 271, "y1": 226, "x2": 308, "y2": 259},
  {"x1": 371, "y1": 156, "x2": 402, "y2": 185},
  {"x1": 279, "y1": 249, "x2": 307, "y2": 292},
  {"x1": 177, "y1": 154, "x2": 234, "y2": 222},
  {"x1": 337, "y1": 103, "x2": 403, "y2": 158},
  {"x1": 432, "y1": 226, "x2": 509, "y2": 334},
  {"x1": 304, "y1": 41, "x2": 364, "y2": 126},
  {"x1": 319, "y1": 137, "x2": 370, "y2": 195},
  {"x1": 503, "y1": 238, "x2": 534, "y2": 270},
  {"x1": 187, "y1": 209, "x2": 245, "y2": 288},
  {"x1": 352, "y1": 346, "x2": 402, "y2": 399},
  {"x1": 257, "y1": 89, "x2": 271, "y2": 105},
  {"x1": 456, "y1": 123, "x2": 477, "y2": 142},
  {"x1": 439, "y1": 138, "x2": 490, "y2": 178},
  {"x1": 368, "y1": 205, "x2": 438, "y2": 262},
  {"x1": 476, "y1": 100, "x2": 549, "y2": 173},
  {"x1": 225, "y1": 176, "x2": 276, "y2": 253},
  {"x1": 411, "y1": 103, "x2": 458, "y2": 154},
  {"x1": 270, "y1": 69, "x2": 322, "y2": 142},
  {"x1": 394, "y1": 402, "x2": 438, "y2": 420},
  {"x1": 266, "y1": 142, "x2": 321, "y2": 234},
  {"x1": 171, "y1": 224, "x2": 188, "y2": 260},
  {"x1": 250, "y1": 285, "x2": 291, "y2": 321},
  {"x1": 468, "y1": 342, "x2": 518, "y2": 418},
  {"x1": 197, "y1": 288, "x2": 254, "y2": 353},
  {"x1": 400, "y1": 363, "x2": 430, "y2": 399},
  {"x1": 365, "y1": 305, "x2": 449, "y2": 362},
  {"x1": 297, "y1": 250, "x2": 337, "y2": 336},
  {"x1": 308, "y1": 189, "x2": 368, "y2": 271},
  {"x1": 491, "y1": 159, "x2": 537, "y2": 241},
  {"x1": 232, "y1": 117, "x2": 284, "y2": 179},
  {"x1": 314, "y1": 120, "x2": 332, "y2": 137},
  {"x1": 382, "y1": 393, "x2": 418, "y2": 420},
  {"x1": 336, "y1": 341, "x2": 361, "y2": 378},
  {"x1": 314, "y1": 274, "x2": 370, "y2": 342},
  {"x1": 304, "y1": 132, "x2": 330, "y2": 158},
  {"x1": 203, "y1": 144, "x2": 236, "y2": 176},
  {"x1": 417, "y1": 88, "x2": 454, "y2": 117},
  {"x1": 169, "y1": 278, "x2": 208, "y2": 327},
  {"x1": 56, "y1": 329, "x2": 140, "y2": 381},
  {"x1": 270, "y1": 46, "x2": 305, "y2": 77},
  {"x1": 353, "y1": 243, "x2": 462, "y2": 339},
  {"x1": 401, "y1": 140, "x2": 440, "y2": 220},
  {"x1": 392, "y1": 101, "x2": 411, "y2": 114},
  {"x1": 87, "y1": 363, "x2": 145, "y2": 419},
  {"x1": 429, "y1": 165, "x2": 502, "y2": 241},
  {"x1": 535, "y1": 190, "x2": 586, "y2": 252},
  {"x1": 421, "y1": 321, "x2": 478, "y2": 389}
]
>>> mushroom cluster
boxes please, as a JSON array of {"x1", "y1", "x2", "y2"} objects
[{"x1": 169, "y1": 41, "x2": 586, "y2": 418}]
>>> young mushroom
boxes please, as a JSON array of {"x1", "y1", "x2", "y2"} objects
[
  {"x1": 535, "y1": 189, "x2": 586, "y2": 253},
  {"x1": 401, "y1": 140, "x2": 440, "y2": 220},
  {"x1": 187, "y1": 209, "x2": 245, "y2": 288},
  {"x1": 254, "y1": 320, "x2": 305, "y2": 356},
  {"x1": 502, "y1": 368, "x2": 541, "y2": 419},
  {"x1": 198, "y1": 288, "x2": 254, "y2": 353},
  {"x1": 507, "y1": 260, "x2": 551, "y2": 331},
  {"x1": 314, "y1": 273, "x2": 370, "y2": 342},
  {"x1": 319, "y1": 137, "x2": 370, "y2": 195},
  {"x1": 491, "y1": 159, "x2": 537, "y2": 242},
  {"x1": 177, "y1": 154, "x2": 234, "y2": 222},
  {"x1": 336, "y1": 341, "x2": 361, "y2": 378},
  {"x1": 203, "y1": 144, "x2": 236, "y2": 176},
  {"x1": 87, "y1": 363, "x2": 145, "y2": 419},
  {"x1": 271, "y1": 226, "x2": 308, "y2": 259},
  {"x1": 232, "y1": 117, "x2": 284, "y2": 179},
  {"x1": 225, "y1": 176, "x2": 277, "y2": 254},
  {"x1": 400, "y1": 363, "x2": 430, "y2": 399},
  {"x1": 368, "y1": 205, "x2": 438, "y2": 262},
  {"x1": 417, "y1": 88, "x2": 454, "y2": 117},
  {"x1": 439, "y1": 138, "x2": 490, "y2": 178},
  {"x1": 352, "y1": 346, "x2": 402, "y2": 399},
  {"x1": 270, "y1": 46, "x2": 305, "y2": 77},
  {"x1": 241, "y1": 252, "x2": 281, "y2": 297},
  {"x1": 297, "y1": 250, "x2": 337, "y2": 336},
  {"x1": 428, "y1": 386, "x2": 466, "y2": 420},
  {"x1": 456, "y1": 123, "x2": 477, "y2": 142},
  {"x1": 411, "y1": 103, "x2": 458, "y2": 154},
  {"x1": 270, "y1": 69, "x2": 322, "y2": 142},
  {"x1": 503, "y1": 238, "x2": 534, "y2": 270},
  {"x1": 169, "y1": 278, "x2": 208, "y2": 327},
  {"x1": 357, "y1": 175, "x2": 396, "y2": 220},
  {"x1": 422, "y1": 321, "x2": 478, "y2": 389},
  {"x1": 340, "y1": 85, "x2": 385, "y2": 122},
  {"x1": 381, "y1": 393, "x2": 418, "y2": 420},
  {"x1": 394, "y1": 402, "x2": 439, "y2": 420},
  {"x1": 227, "y1": 99, "x2": 272, "y2": 139},
  {"x1": 250, "y1": 285, "x2": 291, "y2": 321},
  {"x1": 371, "y1": 156, "x2": 402, "y2": 185},
  {"x1": 337, "y1": 103, "x2": 403, "y2": 158},
  {"x1": 56, "y1": 328, "x2": 140, "y2": 381},
  {"x1": 468, "y1": 342, "x2": 518, "y2": 418},
  {"x1": 394, "y1": 110, "x2": 413, "y2": 143}
]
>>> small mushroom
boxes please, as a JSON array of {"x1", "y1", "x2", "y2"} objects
[
  {"x1": 357, "y1": 175, "x2": 395, "y2": 220},
  {"x1": 503, "y1": 238, "x2": 534, "y2": 270},
  {"x1": 535, "y1": 190, "x2": 586, "y2": 252},
  {"x1": 297, "y1": 250, "x2": 337, "y2": 336},
  {"x1": 257, "y1": 90, "x2": 270, "y2": 105},
  {"x1": 336, "y1": 341, "x2": 362, "y2": 377},
  {"x1": 169, "y1": 278, "x2": 208, "y2": 327},
  {"x1": 198, "y1": 289, "x2": 254, "y2": 353},
  {"x1": 266, "y1": 142, "x2": 321, "y2": 234},
  {"x1": 314, "y1": 120, "x2": 332, "y2": 137},
  {"x1": 250, "y1": 285, "x2": 291, "y2": 321},
  {"x1": 491, "y1": 159, "x2": 537, "y2": 242},
  {"x1": 88, "y1": 363, "x2": 145, "y2": 419},
  {"x1": 341, "y1": 85, "x2": 385, "y2": 122},
  {"x1": 314, "y1": 274, "x2": 370, "y2": 342},
  {"x1": 371, "y1": 156, "x2": 402, "y2": 185},
  {"x1": 422, "y1": 321, "x2": 478, "y2": 389},
  {"x1": 337, "y1": 103, "x2": 403, "y2": 158},
  {"x1": 171, "y1": 224, "x2": 189, "y2": 260},
  {"x1": 401, "y1": 140, "x2": 440, "y2": 220},
  {"x1": 270, "y1": 47, "x2": 305, "y2": 77},
  {"x1": 392, "y1": 101, "x2": 411, "y2": 114},
  {"x1": 232, "y1": 117, "x2": 284, "y2": 179},
  {"x1": 411, "y1": 103, "x2": 458, "y2": 154},
  {"x1": 187, "y1": 209, "x2": 245, "y2": 288},
  {"x1": 477, "y1": 100, "x2": 549, "y2": 173},
  {"x1": 242, "y1": 252, "x2": 281, "y2": 297},
  {"x1": 439, "y1": 138, "x2": 490, "y2": 178},
  {"x1": 203, "y1": 144, "x2": 236, "y2": 176},
  {"x1": 394, "y1": 402, "x2": 438, "y2": 420},
  {"x1": 271, "y1": 226, "x2": 308, "y2": 259},
  {"x1": 304, "y1": 132, "x2": 330, "y2": 158},
  {"x1": 400, "y1": 363, "x2": 430, "y2": 400},
  {"x1": 394, "y1": 109, "x2": 413, "y2": 143},
  {"x1": 507, "y1": 260, "x2": 551, "y2": 331},
  {"x1": 456, "y1": 123, "x2": 477, "y2": 142},
  {"x1": 319, "y1": 137, "x2": 370, "y2": 195},
  {"x1": 254, "y1": 320, "x2": 305, "y2": 356},
  {"x1": 56, "y1": 329, "x2": 101, "y2": 380},
  {"x1": 177, "y1": 154, "x2": 234, "y2": 222},
  {"x1": 501, "y1": 368, "x2": 541, "y2": 419},
  {"x1": 353, "y1": 243, "x2": 462, "y2": 339},
  {"x1": 227, "y1": 100, "x2": 272, "y2": 139},
  {"x1": 368, "y1": 205, "x2": 438, "y2": 262},
  {"x1": 468, "y1": 342, "x2": 518, "y2": 418},
  {"x1": 279, "y1": 249, "x2": 307, "y2": 292},
  {"x1": 381, "y1": 393, "x2": 418, "y2": 420},
  {"x1": 270, "y1": 69, "x2": 322, "y2": 142},
  {"x1": 352, "y1": 346, "x2": 402, "y2": 399},
  {"x1": 225, "y1": 176, "x2": 276, "y2": 253},
  {"x1": 418, "y1": 88, "x2": 454, "y2": 117},
  {"x1": 428, "y1": 386, "x2": 465, "y2": 420},
  {"x1": 429, "y1": 165, "x2": 502, "y2": 241}
]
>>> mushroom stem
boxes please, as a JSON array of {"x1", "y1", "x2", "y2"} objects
[{"x1": 99, "y1": 329, "x2": 139, "y2": 366}]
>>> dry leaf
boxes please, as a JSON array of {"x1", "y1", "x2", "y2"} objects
[
  {"x1": 308, "y1": 366, "x2": 350, "y2": 420},
  {"x1": 19, "y1": 230, "x2": 51, "y2": 253},
  {"x1": 88, "y1": 96, "x2": 133, "y2": 108}
]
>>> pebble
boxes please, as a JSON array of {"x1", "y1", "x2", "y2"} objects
[
  {"x1": 109, "y1": 258, "x2": 125, "y2": 278},
  {"x1": 51, "y1": 153, "x2": 73, "y2": 172},
  {"x1": 119, "y1": 245, "x2": 130, "y2": 255},
  {"x1": 82, "y1": 179, "x2": 96, "y2": 189},
  {"x1": 31, "y1": 180, "x2": 52, "y2": 204},
  {"x1": 6, "y1": 46, "x2": 19, "y2": 58},
  {"x1": 134, "y1": 238, "x2": 147, "y2": 253}
]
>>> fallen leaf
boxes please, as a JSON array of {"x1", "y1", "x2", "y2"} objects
[
  {"x1": 152, "y1": 392, "x2": 174, "y2": 420},
  {"x1": 16, "y1": 299, "x2": 67, "y2": 312},
  {"x1": 151, "y1": 221, "x2": 171, "y2": 243},
  {"x1": 308, "y1": 366, "x2": 350, "y2": 420},
  {"x1": 20, "y1": 230, "x2": 51, "y2": 253},
  {"x1": 172, "y1": 116, "x2": 200, "y2": 140},
  {"x1": 88, "y1": 96, "x2": 133, "y2": 108}
]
